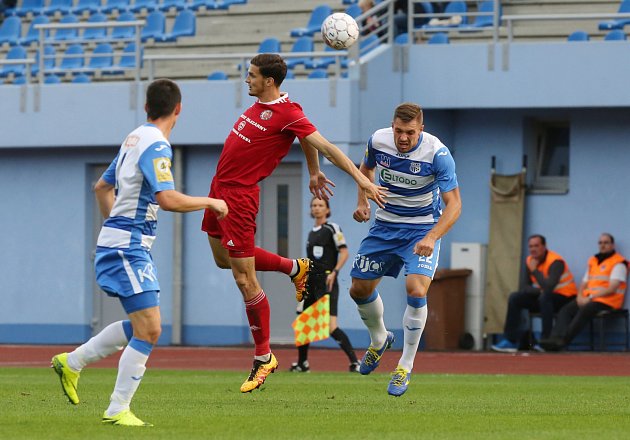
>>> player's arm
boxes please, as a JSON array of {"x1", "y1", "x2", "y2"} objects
[
  {"x1": 353, "y1": 162, "x2": 375, "y2": 223},
  {"x1": 299, "y1": 138, "x2": 335, "y2": 200},
  {"x1": 156, "y1": 190, "x2": 228, "y2": 218},
  {"x1": 94, "y1": 178, "x2": 115, "y2": 219},
  {"x1": 413, "y1": 187, "x2": 462, "y2": 256},
  {"x1": 303, "y1": 130, "x2": 386, "y2": 208}
]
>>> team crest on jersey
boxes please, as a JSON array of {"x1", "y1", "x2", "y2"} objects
[
  {"x1": 260, "y1": 110, "x2": 273, "y2": 120},
  {"x1": 409, "y1": 162, "x2": 422, "y2": 174},
  {"x1": 376, "y1": 154, "x2": 390, "y2": 168},
  {"x1": 153, "y1": 157, "x2": 173, "y2": 183},
  {"x1": 237, "y1": 121, "x2": 246, "y2": 131},
  {"x1": 124, "y1": 135, "x2": 139, "y2": 147}
]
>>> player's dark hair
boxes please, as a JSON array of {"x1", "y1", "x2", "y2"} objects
[
  {"x1": 394, "y1": 102, "x2": 423, "y2": 124},
  {"x1": 250, "y1": 54, "x2": 287, "y2": 87},
  {"x1": 528, "y1": 234, "x2": 546, "y2": 246},
  {"x1": 146, "y1": 78, "x2": 181, "y2": 121},
  {"x1": 601, "y1": 233, "x2": 615, "y2": 244},
  {"x1": 310, "y1": 197, "x2": 331, "y2": 218}
]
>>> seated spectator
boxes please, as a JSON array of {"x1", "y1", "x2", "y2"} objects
[
  {"x1": 540, "y1": 233, "x2": 628, "y2": 351},
  {"x1": 393, "y1": 0, "x2": 435, "y2": 36},
  {"x1": 492, "y1": 234, "x2": 578, "y2": 353},
  {"x1": 359, "y1": 0, "x2": 380, "y2": 35}
]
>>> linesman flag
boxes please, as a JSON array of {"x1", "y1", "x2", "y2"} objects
[{"x1": 292, "y1": 295, "x2": 330, "y2": 347}]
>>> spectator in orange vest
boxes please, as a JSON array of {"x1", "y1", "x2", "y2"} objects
[
  {"x1": 492, "y1": 234, "x2": 578, "y2": 353},
  {"x1": 540, "y1": 233, "x2": 628, "y2": 351}
]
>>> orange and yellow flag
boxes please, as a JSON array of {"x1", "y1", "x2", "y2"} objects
[{"x1": 292, "y1": 295, "x2": 330, "y2": 347}]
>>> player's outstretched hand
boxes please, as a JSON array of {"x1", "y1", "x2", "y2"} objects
[
  {"x1": 210, "y1": 198, "x2": 228, "y2": 220},
  {"x1": 353, "y1": 205, "x2": 371, "y2": 223},
  {"x1": 363, "y1": 182, "x2": 387, "y2": 209},
  {"x1": 310, "y1": 171, "x2": 335, "y2": 200}
]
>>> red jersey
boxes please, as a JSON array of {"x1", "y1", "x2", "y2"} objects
[{"x1": 214, "y1": 93, "x2": 317, "y2": 186}]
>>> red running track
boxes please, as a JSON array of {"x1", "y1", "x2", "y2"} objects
[{"x1": 2, "y1": 345, "x2": 630, "y2": 376}]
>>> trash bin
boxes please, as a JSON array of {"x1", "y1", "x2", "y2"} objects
[{"x1": 423, "y1": 268, "x2": 472, "y2": 350}]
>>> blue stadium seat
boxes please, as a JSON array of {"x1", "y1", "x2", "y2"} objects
[
  {"x1": 394, "y1": 32, "x2": 409, "y2": 45},
  {"x1": 56, "y1": 43, "x2": 84, "y2": 71},
  {"x1": 111, "y1": 12, "x2": 137, "y2": 40},
  {"x1": 159, "y1": 0, "x2": 187, "y2": 12},
  {"x1": 44, "y1": 73, "x2": 61, "y2": 83},
  {"x1": 284, "y1": 69, "x2": 295, "y2": 79},
  {"x1": 422, "y1": 0, "x2": 468, "y2": 29},
  {"x1": 20, "y1": 15, "x2": 50, "y2": 45},
  {"x1": 191, "y1": 0, "x2": 229, "y2": 10},
  {"x1": 131, "y1": 0, "x2": 158, "y2": 12},
  {"x1": 159, "y1": 9, "x2": 195, "y2": 42},
  {"x1": 83, "y1": 13, "x2": 108, "y2": 40},
  {"x1": 44, "y1": 0, "x2": 74, "y2": 16},
  {"x1": 341, "y1": 33, "x2": 379, "y2": 67},
  {"x1": 305, "y1": 45, "x2": 339, "y2": 69},
  {"x1": 604, "y1": 29, "x2": 627, "y2": 40},
  {"x1": 141, "y1": 10, "x2": 165, "y2": 41},
  {"x1": 307, "y1": 68, "x2": 328, "y2": 79},
  {"x1": 13, "y1": 0, "x2": 45, "y2": 17},
  {"x1": 285, "y1": 36, "x2": 314, "y2": 69},
  {"x1": 72, "y1": 0, "x2": 100, "y2": 14},
  {"x1": 470, "y1": 0, "x2": 497, "y2": 28},
  {"x1": 72, "y1": 72, "x2": 91, "y2": 82},
  {"x1": 101, "y1": 0, "x2": 130, "y2": 14},
  {"x1": 31, "y1": 45, "x2": 56, "y2": 75},
  {"x1": 599, "y1": 0, "x2": 630, "y2": 30},
  {"x1": 344, "y1": 3, "x2": 361, "y2": 19},
  {"x1": 428, "y1": 32, "x2": 449, "y2": 44},
  {"x1": 13, "y1": 75, "x2": 28, "y2": 84},
  {"x1": 103, "y1": 41, "x2": 142, "y2": 73},
  {"x1": 0, "y1": 15, "x2": 21, "y2": 45},
  {"x1": 290, "y1": 4, "x2": 333, "y2": 37},
  {"x1": 567, "y1": 30, "x2": 589, "y2": 42},
  {"x1": 0, "y1": 45, "x2": 28, "y2": 77},
  {"x1": 258, "y1": 37, "x2": 281, "y2": 53},
  {"x1": 342, "y1": 0, "x2": 357, "y2": 4},
  {"x1": 54, "y1": 14, "x2": 80, "y2": 41},
  {"x1": 207, "y1": 70, "x2": 228, "y2": 80},
  {"x1": 87, "y1": 42, "x2": 113, "y2": 71}
]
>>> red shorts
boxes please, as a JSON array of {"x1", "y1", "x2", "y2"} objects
[{"x1": 201, "y1": 180, "x2": 259, "y2": 258}]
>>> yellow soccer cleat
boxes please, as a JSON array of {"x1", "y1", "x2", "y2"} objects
[
  {"x1": 102, "y1": 409, "x2": 153, "y2": 427},
  {"x1": 51, "y1": 353, "x2": 80, "y2": 405},
  {"x1": 240, "y1": 353, "x2": 278, "y2": 393},
  {"x1": 291, "y1": 258, "x2": 312, "y2": 302}
]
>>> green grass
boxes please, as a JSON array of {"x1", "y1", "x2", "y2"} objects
[{"x1": 2, "y1": 367, "x2": 630, "y2": 439}]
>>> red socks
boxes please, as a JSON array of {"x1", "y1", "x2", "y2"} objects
[
  {"x1": 254, "y1": 247, "x2": 293, "y2": 275},
  {"x1": 245, "y1": 291, "x2": 271, "y2": 356}
]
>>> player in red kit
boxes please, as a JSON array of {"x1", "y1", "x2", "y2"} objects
[{"x1": 201, "y1": 54, "x2": 386, "y2": 393}]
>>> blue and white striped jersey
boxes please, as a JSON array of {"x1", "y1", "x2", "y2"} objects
[
  {"x1": 364, "y1": 128, "x2": 458, "y2": 227},
  {"x1": 97, "y1": 124, "x2": 175, "y2": 251}
]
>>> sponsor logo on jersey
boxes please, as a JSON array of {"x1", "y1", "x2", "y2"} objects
[
  {"x1": 437, "y1": 150, "x2": 448, "y2": 156},
  {"x1": 153, "y1": 157, "x2": 173, "y2": 183},
  {"x1": 260, "y1": 110, "x2": 273, "y2": 120},
  {"x1": 237, "y1": 120, "x2": 246, "y2": 131},
  {"x1": 380, "y1": 168, "x2": 418, "y2": 186},
  {"x1": 353, "y1": 254, "x2": 385, "y2": 274},
  {"x1": 124, "y1": 135, "x2": 140, "y2": 147},
  {"x1": 155, "y1": 144, "x2": 168, "y2": 152},
  {"x1": 137, "y1": 263, "x2": 156, "y2": 283},
  {"x1": 409, "y1": 162, "x2": 422, "y2": 174},
  {"x1": 227, "y1": 240, "x2": 235, "y2": 247},
  {"x1": 376, "y1": 154, "x2": 390, "y2": 168}
]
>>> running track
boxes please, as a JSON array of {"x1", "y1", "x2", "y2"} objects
[{"x1": 2, "y1": 345, "x2": 629, "y2": 376}]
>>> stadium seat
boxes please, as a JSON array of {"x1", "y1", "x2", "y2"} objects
[
  {"x1": 422, "y1": 0, "x2": 468, "y2": 29},
  {"x1": 31, "y1": 44, "x2": 56, "y2": 76},
  {"x1": 285, "y1": 36, "x2": 314, "y2": 69},
  {"x1": 344, "y1": 3, "x2": 361, "y2": 19},
  {"x1": 191, "y1": 0, "x2": 229, "y2": 11},
  {"x1": 159, "y1": 0, "x2": 187, "y2": 12},
  {"x1": 111, "y1": 12, "x2": 137, "y2": 40},
  {"x1": 567, "y1": 30, "x2": 589, "y2": 42},
  {"x1": 290, "y1": 4, "x2": 333, "y2": 37},
  {"x1": 87, "y1": 42, "x2": 113, "y2": 71},
  {"x1": 103, "y1": 41, "x2": 142, "y2": 73},
  {"x1": 599, "y1": 0, "x2": 630, "y2": 31},
  {"x1": 141, "y1": 10, "x2": 166, "y2": 42},
  {"x1": 305, "y1": 45, "x2": 339, "y2": 69},
  {"x1": 101, "y1": 0, "x2": 130, "y2": 14},
  {"x1": 82, "y1": 13, "x2": 108, "y2": 40},
  {"x1": 428, "y1": 32, "x2": 449, "y2": 44},
  {"x1": 284, "y1": 69, "x2": 295, "y2": 79},
  {"x1": 358, "y1": 32, "x2": 379, "y2": 55},
  {"x1": 44, "y1": 73, "x2": 61, "y2": 83},
  {"x1": 207, "y1": 70, "x2": 228, "y2": 80},
  {"x1": 394, "y1": 32, "x2": 409, "y2": 45},
  {"x1": 13, "y1": 0, "x2": 45, "y2": 17},
  {"x1": 20, "y1": 15, "x2": 50, "y2": 45},
  {"x1": 72, "y1": 0, "x2": 100, "y2": 14},
  {"x1": 604, "y1": 29, "x2": 627, "y2": 40},
  {"x1": 307, "y1": 68, "x2": 328, "y2": 79},
  {"x1": 469, "y1": 0, "x2": 497, "y2": 28},
  {"x1": 0, "y1": 45, "x2": 28, "y2": 77},
  {"x1": 342, "y1": 0, "x2": 357, "y2": 4},
  {"x1": 159, "y1": 9, "x2": 195, "y2": 42},
  {"x1": 12, "y1": 75, "x2": 28, "y2": 84},
  {"x1": 258, "y1": 37, "x2": 281, "y2": 53},
  {"x1": 131, "y1": 0, "x2": 158, "y2": 12},
  {"x1": 43, "y1": 0, "x2": 74, "y2": 16},
  {"x1": 56, "y1": 43, "x2": 85, "y2": 71},
  {"x1": 54, "y1": 14, "x2": 80, "y2": 41},
  {"x1": 0, "y1": 15, "x2": 21, "y2": 45},
  {"x1": 72, "y1": 72, "x2": 91, "y2": 82}
]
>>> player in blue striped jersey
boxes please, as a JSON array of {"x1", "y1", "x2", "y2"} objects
[
  {"x1": 51, "y1": 79, "x2": 228, "y2": 426},
  {"x1": 349, "y1": 103, "x2": 462, "y2": 396}
]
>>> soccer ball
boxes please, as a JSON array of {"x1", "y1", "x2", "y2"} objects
[{"x1": 321, "y1": 13, "x2": 360, "y2": 50}]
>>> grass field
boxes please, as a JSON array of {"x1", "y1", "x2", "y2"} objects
[{"x1": 2, "y1": 367, "x2": 630, "y2": 439}]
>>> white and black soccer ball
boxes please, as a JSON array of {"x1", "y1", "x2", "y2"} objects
[{"x1": 321, "y1": 13, "x2": 360, "y2": 50}]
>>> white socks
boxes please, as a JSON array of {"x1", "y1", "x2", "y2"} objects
[
  {"x1": 399, "y1": 302, "x2": 428, "y2": 371},
  {"x1": 67, "y1": 320, "x2": 131, "y2": 372},
  {"x1": 106, "y1": 337, "x2": 153, "y2": 417},
  {"x1": 355, "y1": 291, "x2": 387, "y2": 349}
]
